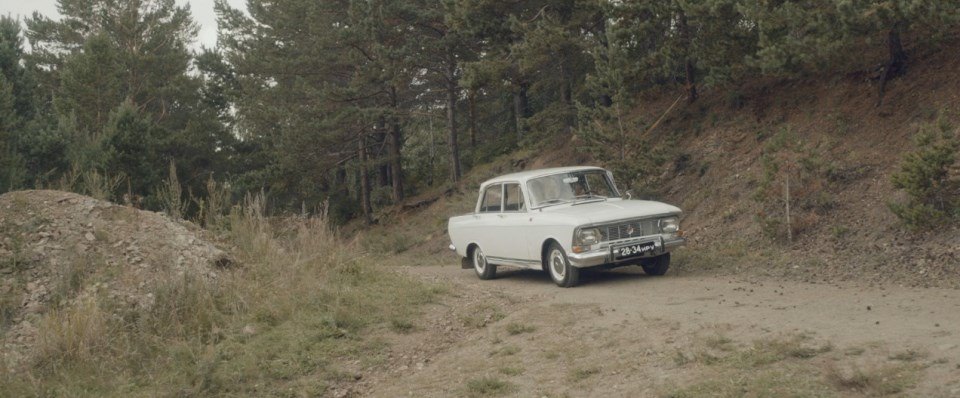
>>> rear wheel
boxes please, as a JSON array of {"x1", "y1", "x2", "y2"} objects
[
  {"x1": 472, "y1": 246, "x2": 496, "y2": 280},
  {"x1": 640, "y1": 253, "x2": 670, "y2": 276},
  {"x1": 546, "y1": 243, "x2": 579, "y2": 288}
]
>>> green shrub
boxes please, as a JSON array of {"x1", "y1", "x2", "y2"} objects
[
  {"x1": 752, "y1": 127, "x2": 834, "y2": 242},
  {"x1": 888, "y1": 119, "x2": 959, "y2": 228}
]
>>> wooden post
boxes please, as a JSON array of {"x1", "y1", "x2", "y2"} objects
[{"x1": 784, "y1": 172, "x2": 792, "y2": 243}]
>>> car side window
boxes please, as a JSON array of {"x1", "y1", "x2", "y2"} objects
[
  {"x1": 503, "y1": 183, "x2": 525, "y2": 212},
  {"x1": 479, "y1": 184, "x2": 502, "y2": 213}
]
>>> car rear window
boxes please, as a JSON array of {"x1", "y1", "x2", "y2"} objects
[{"x1": 479, "y1": 184, "x2": 502, "y2": 212}]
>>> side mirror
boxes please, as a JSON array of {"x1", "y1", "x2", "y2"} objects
[{"x1": 625, "y1": 190, "x2": 632, "y2": 200}]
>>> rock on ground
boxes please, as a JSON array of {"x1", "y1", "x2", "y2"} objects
[{"x1": 0, "y1": 190, "x2": 232, "y2": 367}]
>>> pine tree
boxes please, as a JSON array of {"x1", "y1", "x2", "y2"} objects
[
  {"x1": 55, "y1": 33, "x2": 124, "y2": 137},
  {"x1": 0, "y1": 16, "x2": 33, "y2": 190},
  {"x1": 452, "y1": 0, "x2": 546, "y2": 141},
  {"x1": 100, "y1": 101, "x2": 163, "y2": 201},
  {"x1": 23, "y1": 0, "x2": 229, "y2": 208},
  {"x1": 0, "y1": 73, "x2": 21, "y2": 190},
  {"x1": 217, "y1": 0, "x2": 368, "y2": 210},
  {"x1": 577, "y1": 12, "x2": 662, "y2": 191},
  {"x1": 607, "y1": 0, "x2": 755, "y2": 103},
  {"x1": 889, "y1": 119, "x2": 960, "y2": 227},
  {"x1": 741, "y1": 0, "x2": 960, "y2": 89},
  {"x1": 27, "y1": 0, "x2": 197, "y2": 121}
]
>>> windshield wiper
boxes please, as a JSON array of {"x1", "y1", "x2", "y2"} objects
[
  {"x1": 571, "y1": 194, "x2": 608, "y2": 205},
  {"x1": 537, "y1": 198, "x2": 571, "y2": 207},
  {"x1": 574, "y1": 194, "x2": 607, "y2": 200}
]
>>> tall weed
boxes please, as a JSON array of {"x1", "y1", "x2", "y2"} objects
[
  {"x1": 157, "y1": 160, "x2": 187, "y2": 219},
  {"x1": 1, "y1": 191, "x2": 439, "y2": 396}
]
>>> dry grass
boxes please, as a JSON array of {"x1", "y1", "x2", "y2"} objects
[
  {"x1": 570, "y1": 366, "x2": 601, "y2": 381},
  {"x1": 505, "y1": 322, "x2": 536, "y2": 335},
  {"x1": 464, "y1": 376, "x2": 516, "y2": 397},
  {"x1": 498, "y1": 365, "x2": 524, "y2": 376},
  {"x1": 824, "y1": 363, "x2": 917, "y2": 396},
  {"x1": 0, "y1": 195, "x2": 442, "y2": 397},
  {"x1": 664, "y1": 333, "x2": 918, "y2": 397},
  {"x1": 34, "y1": 297, "x2": 111, "y2": 367},
  {"x1": 461, "y1": 303, "x2": 505, "y2": 329}
]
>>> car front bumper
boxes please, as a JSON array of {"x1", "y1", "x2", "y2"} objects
[{"x1": 567, "y1": 236, "x2": 685, "y2": 268}]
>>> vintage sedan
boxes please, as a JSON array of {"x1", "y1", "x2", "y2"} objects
[{"x1": 447, "y1": 166, "x2": 684, "y2": 287}]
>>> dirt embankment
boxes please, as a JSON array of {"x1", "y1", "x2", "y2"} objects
[
  {"x1": 0, "y1": 190, "x2": 231, "y2": 367},
  {"x1": 646, "y1": 43, "x2": 960, "y2": 288}
]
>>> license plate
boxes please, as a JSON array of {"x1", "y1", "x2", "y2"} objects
[{"x1": 612, "y1": 241, "x2": 660, "y2": 260}]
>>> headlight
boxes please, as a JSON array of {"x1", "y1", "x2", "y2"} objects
[
  {"x1": 576, "y1": 228, "x2": 601, "y2": 246},
  {"x1": 660, "y1": 217, "x2": 679, "y2": 234}
]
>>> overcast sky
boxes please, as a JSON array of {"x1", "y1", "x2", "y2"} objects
[{"x1": 2, "y1": 0, "x2": 247, "y2": 50}]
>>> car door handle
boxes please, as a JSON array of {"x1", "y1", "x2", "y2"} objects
[{"x1": 497, "y1": 214, "x2": 506, "y2": 218}]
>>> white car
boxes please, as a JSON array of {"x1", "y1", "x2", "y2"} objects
[{"x1": 447, "y1": 166, "x2": 685, "y2": 287}]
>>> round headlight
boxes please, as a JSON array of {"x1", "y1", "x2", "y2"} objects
[
  {"x1": 578, "y1": 228, "x2": 601, "y2": 245},
  {"x1": 660, "y1": 217, "x2": 679, "y2": 234}
]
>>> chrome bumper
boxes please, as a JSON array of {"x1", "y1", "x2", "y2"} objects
[{"x1": 567, "y1": 236, "x2": 685, "y2": 268}]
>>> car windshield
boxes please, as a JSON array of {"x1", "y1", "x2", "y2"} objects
[{"x1": 526, "y1": 170, "x2": 619, "y2": 208}]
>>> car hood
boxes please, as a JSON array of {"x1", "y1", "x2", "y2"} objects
[{"x1": 540, "y1": 199, "x2": 681, "y2": 225}]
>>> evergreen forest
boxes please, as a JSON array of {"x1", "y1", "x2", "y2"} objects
[{"x1": 1, "y1": 0, "x2": 957, "y2": 224}]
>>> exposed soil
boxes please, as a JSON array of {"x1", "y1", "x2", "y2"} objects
[
  {"x1": 361, "y1": 264, "x2": 960, "y2": 397},
  {"x1": 646, "y1": 42, "x2": 960, "y2": 289}
]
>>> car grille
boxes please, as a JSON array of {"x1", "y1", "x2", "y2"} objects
[{"x1": 600, "y1": 219, "x2": 660, "y2": 242}]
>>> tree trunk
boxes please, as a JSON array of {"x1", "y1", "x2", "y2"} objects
[
  {"x1": 599, "y1": 94, "x2": 613, "y2": 108},
  {"x1": 876, "y1": 23, "x2": 907, "y2": 107},
  {"x1": 596, "y1": 11, "x2": 613, "y2": 108},
  {"x1": 560, "y1": 63, "x2": 574, "y2": 135},
  {"x1": 335, "y1": 165, "x2": 348, "y2": 197},
  {"x1": 677, "y1": 9, "x2": 698, "y2": 104},
  {"x1": 513, "y1": 81, "x2": 529, "y2": 142},
  {"x1": 375, "y1": 117, "x2": 390, "y2": 187},
  {"x1": 389, "y1": 86, "x2": 404, "y2": 202},
  {"x1": 447, "y1": 63, "x2": 462, "y2": 183},
  {"x1": 358, "y1": 135, "x2": 373, "y2": 224},
  {"x1": 684, "y1": 59, "x2": 698, "y2": 104},
  {"x1": 468, "y1": 89, "x2": 478, "y2": 148}
]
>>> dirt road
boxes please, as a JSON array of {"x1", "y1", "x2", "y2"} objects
[{"x1": 364, "y1": 265, "x2": 960, "y2": 397}]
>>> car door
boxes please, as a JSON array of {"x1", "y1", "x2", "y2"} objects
[
  {"x1": 496, "y1": 182, "x2": 532, "y2": 261},
  {"x1": 472, "y1": 183, "x2": 504, "y2": 257}
]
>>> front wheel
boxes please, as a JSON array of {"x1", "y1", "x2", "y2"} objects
[
  {"x1": 546, "y1": 243, "x2": 579, "y2": 288},
  {"x1": 472, "y1": 246, "x2": 496, "y2": 280},
  {"x1": 640, "y1": 253, "x2": 670, "y2": 276}
]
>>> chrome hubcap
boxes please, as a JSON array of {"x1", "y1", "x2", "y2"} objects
[
  {"x1": 474, "y1": 249, "x2": 486, "y2": 273},
  {"x1": 550, "y1": 250, "x2": 566, "y2": 280}
]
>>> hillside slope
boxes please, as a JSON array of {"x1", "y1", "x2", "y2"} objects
[
  {"x1": 649, "y1": 43, "x2": 960, "y2": 287},
  {"x1": 368, "y1": 41, "x2": 960, "y2": 288}
]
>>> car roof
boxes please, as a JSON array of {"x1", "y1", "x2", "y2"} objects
[{"x1": 480, "y1": 166, "x2": 607, "y2": 186}]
